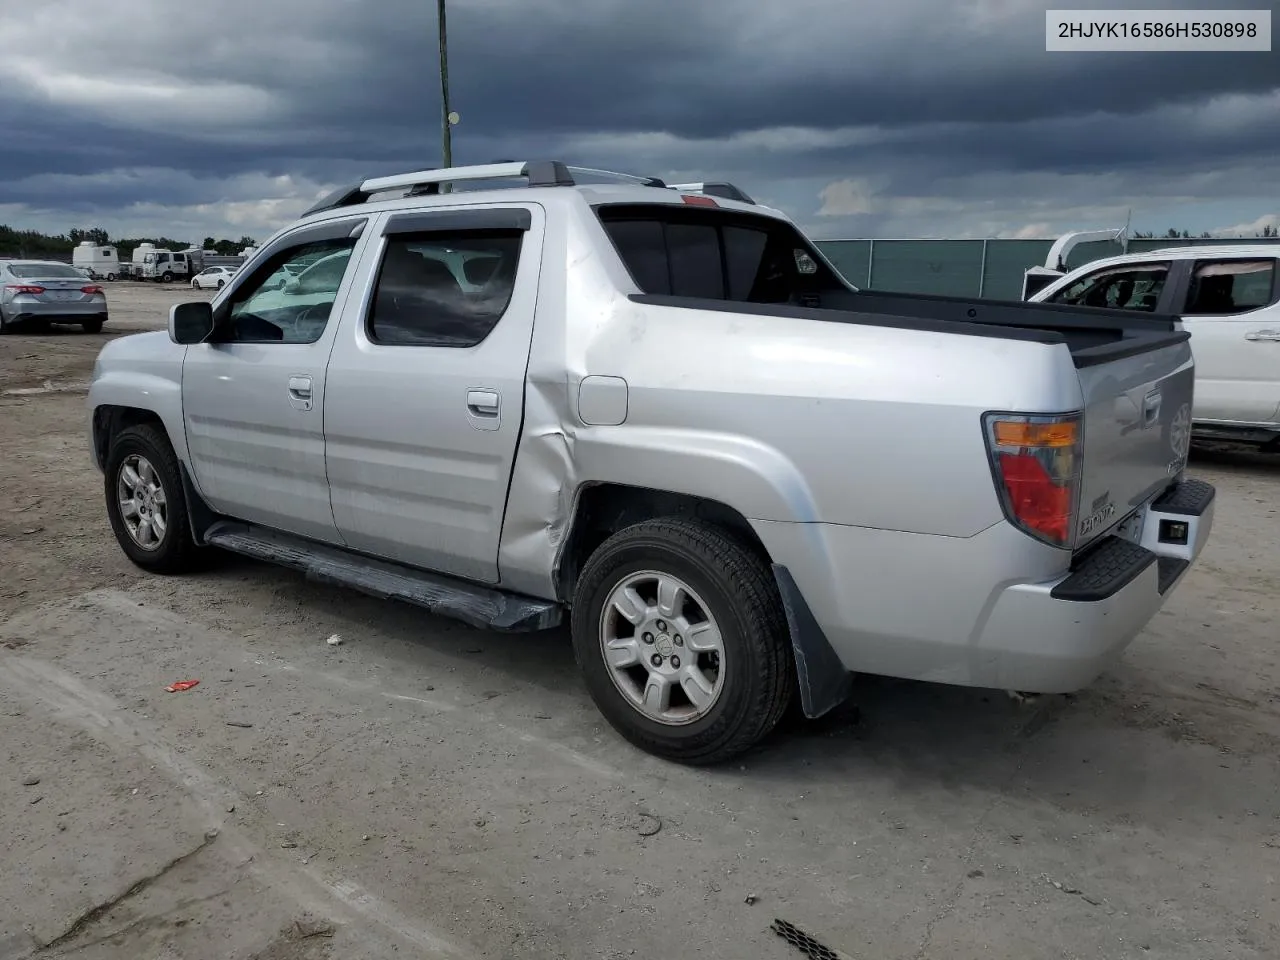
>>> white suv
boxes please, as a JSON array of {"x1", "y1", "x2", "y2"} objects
[{"x1": 1030, "y1": 245, "x2": 1280, "y2": 448}]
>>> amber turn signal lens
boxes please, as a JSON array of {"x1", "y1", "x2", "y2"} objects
[{"x1": 992, "y1": 420, "x2": 1079, "y2": 448}]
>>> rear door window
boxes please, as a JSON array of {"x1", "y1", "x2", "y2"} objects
[{"x1": 1183, "y1": 259, "x2": 1277, "y2": 315}]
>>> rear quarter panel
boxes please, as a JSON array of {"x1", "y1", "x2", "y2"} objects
[{"x1": 571, "y1": 298, "x2": 1083, "y2": 537}]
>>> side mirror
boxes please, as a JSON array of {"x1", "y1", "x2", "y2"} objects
[{"x1": 170, "y1": 301, "x2": 215, "y2": 344}]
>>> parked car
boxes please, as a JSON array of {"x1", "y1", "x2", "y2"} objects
[
  {"x1": 1, "y1": 259, "x2": 108, "y2": 333},
  {"x1": 191, "y1": 266, "x2": 237, "y2": 290},
  {"x1": 1029, "y1": 245, "x2": 1280, "y2": 448},
  {"x1": 87, "y1": 161, "x2": 1215, "y2": 764}
]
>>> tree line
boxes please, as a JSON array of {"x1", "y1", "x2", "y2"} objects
[
  {"x1": 0, "y1": 225, "x2": 258, "y2": 261},
  {"x1": 1131, "y1": 226, "x2": 1279, "y2": 239}
]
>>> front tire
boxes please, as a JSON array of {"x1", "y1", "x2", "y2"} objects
[
  {"x1": 161, "y1": 271, "x2": 174, "y2": 283},
  {"x1": 571, "y1": 518, "x2": 794, "y2": 765},
  {"x1": 104, "y1": 424, "x2": 199, "y2": 574}
]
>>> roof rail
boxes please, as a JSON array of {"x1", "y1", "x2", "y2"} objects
[
  {"x1": 302, "y1": 161, "x2": 668, "y2": 217},
  {"x1": 668, "y1": 182, "x2": 756, "y2": 205}
]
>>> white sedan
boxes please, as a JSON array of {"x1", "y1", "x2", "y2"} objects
[{"x1": 191, "y1": 266, "x2": 237, "y2": 290}]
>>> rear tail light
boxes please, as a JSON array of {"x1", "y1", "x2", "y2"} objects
[
  {"x1": 4, "y1": 284, "x2": 45, "y2": 294},
  {"x1": 983, "y1": 411, "x2": 1083, "y2": 548},
  {"x1": 81, "y1": 285, "x2": 104, "y2": 294}
]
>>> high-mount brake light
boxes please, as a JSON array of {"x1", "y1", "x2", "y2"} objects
[
  {"x1": 5, "y1": 284, "x2": 45, "y2": 294},
  {"x1": 983, "y1": 412, "x2": 1083, "y2": 548},
  {"x1": 681, "y1": 194, "x2": 719, "y2": 207}
]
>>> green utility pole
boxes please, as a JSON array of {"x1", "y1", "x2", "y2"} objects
[{"x1": 437, "y1": 0, "x2": 452, "y2": 170}]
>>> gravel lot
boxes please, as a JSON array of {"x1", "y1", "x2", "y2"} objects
[{"x1": 2, "y1": 282, "x2": 1279, "y2": 960}]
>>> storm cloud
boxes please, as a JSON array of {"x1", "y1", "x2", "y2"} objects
[{"x1": 1, "y1": 0, "x2": 1277, "y2": 241}]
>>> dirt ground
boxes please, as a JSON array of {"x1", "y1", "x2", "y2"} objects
[{"x1": 1, "y1": 282, "x2": 1278, "y2": 960}]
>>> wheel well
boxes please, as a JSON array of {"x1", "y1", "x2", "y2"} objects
[
  {"x1": 93, "y1": 405, "x2": 166, "y2": 469},
  {"x1": 555, "y1": 483, "x2": 771, "y2": 600}
]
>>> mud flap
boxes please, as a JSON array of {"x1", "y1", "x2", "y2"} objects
[
  {"x1": 771, "y1": 564, "x2": 854, "y2": 719},
  {"x1": 178, "y1": 461, "x2": 218, "y2": 545}
]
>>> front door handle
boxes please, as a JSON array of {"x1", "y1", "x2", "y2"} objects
[
  {"x1": 1245, "y1": 330, "x2": 1280, "y2": 342},
  {"x1": 467, "y1": 389, "x2": 500, "y2": 415},
  {"x1": 288, "y1": 375, "x2": 313, "y2": 400}
]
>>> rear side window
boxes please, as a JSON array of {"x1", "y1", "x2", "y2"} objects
[
  {"x1": 367, "y1": 231, "x2": 523, "y2": 347},
  {"x1": 1183, "y1": 260, "x2": 1276, "y2": 315},
  {"x1": 598, "y1": 205, "x2": 845, "y2": 304}
]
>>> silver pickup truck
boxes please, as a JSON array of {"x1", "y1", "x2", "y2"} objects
[{"x1": 88, "y1": 161, "x2": 1216, "y2": 764}]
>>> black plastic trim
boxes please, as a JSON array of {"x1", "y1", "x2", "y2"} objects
[
  {"x1": 845, "y1": 288, "x2": 1181, "y2": 333},
  {"x1": 1050, "y1": 536, "x2": 1156, "y2": 602},
  {"x1": 1070, "y1": 330, "x2": 1191, "y2": 368},
  {"x1": 382, "y1": 208, "x2": 532, "y2": 236},
  {"x1": 1157, "y1": 557, "x2": 1190, "y2": 595},
  {"x1": 301, "y1": 184, "x2": 370, "y2": 218},
  {"x1": 522, "y1": 161, "x2": 575, "y2": 187},
  {"x1": 1151, "y1": 478, "x2": 1216, "y2": 517},
  {"x1": 177, "y1": 462, "x2": 219, "y2": 546},
  {"x1": 772, "y1": 564, "x2": 854, "y2": 719},
  {"x1": 203, "y1": 520, "x2": 562, "y2": 633},
  {"x1": 273, "y1": 217, "x2": 370, "y2": 251},
  {"x1": 629, "y1": 294, "x2": 1068, "y2": 344}
]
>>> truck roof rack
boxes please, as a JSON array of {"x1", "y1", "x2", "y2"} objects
[
  {"x1": 667, "y1": 182, "x2": 756, "y2": 205},
  {"x1": 302, "y1": 161, "x2": 670, "y2": 217}
]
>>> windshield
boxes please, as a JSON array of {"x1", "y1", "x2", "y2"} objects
[
  {"x1": 8, "y1": 263, "x2": 85, "y2": 279},
  {"x1": 143, "y1": 254, "x2": 155, "y2": 263}
]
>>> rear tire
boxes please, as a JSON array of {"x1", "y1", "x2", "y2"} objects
[
  {"x1": 81, "y1": 318, "x2": 104, "y2": 334},
  {"x1": 571, "y1": 518, "x2": 794, "y2": 765},
  {"x1": 106, "y1": 273, "x2": 117, "y2": 282},
  {"x1": 104, "y1": 424, "x2": 200, "y2": 574}
]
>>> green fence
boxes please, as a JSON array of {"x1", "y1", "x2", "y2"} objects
[{"x1": 813, "y1": 238, "x2": 1280, "y2": 301}]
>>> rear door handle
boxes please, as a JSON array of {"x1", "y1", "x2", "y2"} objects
[
  {"x1": 1245, "y1": 330, "x2": 1280, "y2": 341},
  {"x1": 467, "y1": 389, "x2": 500, "y2": 415}
]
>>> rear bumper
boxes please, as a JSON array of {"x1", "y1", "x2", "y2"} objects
[
  {"x1": 754, "y1": 477, "x2": 1215, "y2": 695},
  {"x1": 976, "y1": 479, "x2": 1214, "y2": 691},
  {"x1": 6, "y1": 302, "x2": 107, "y2": 323}
]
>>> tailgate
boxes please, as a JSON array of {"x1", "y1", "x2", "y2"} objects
[{"x1": 1073, "y1": 335, "x2": 1195, "y2": 549}]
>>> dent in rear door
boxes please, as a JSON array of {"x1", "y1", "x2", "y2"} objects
[{"x1": 322, "y1": 204, "x2": 544, "y2": 583}]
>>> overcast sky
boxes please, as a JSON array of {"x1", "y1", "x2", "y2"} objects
[{"x1": 1, "y1": 0, "x2": 1277, "y2": 244}]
